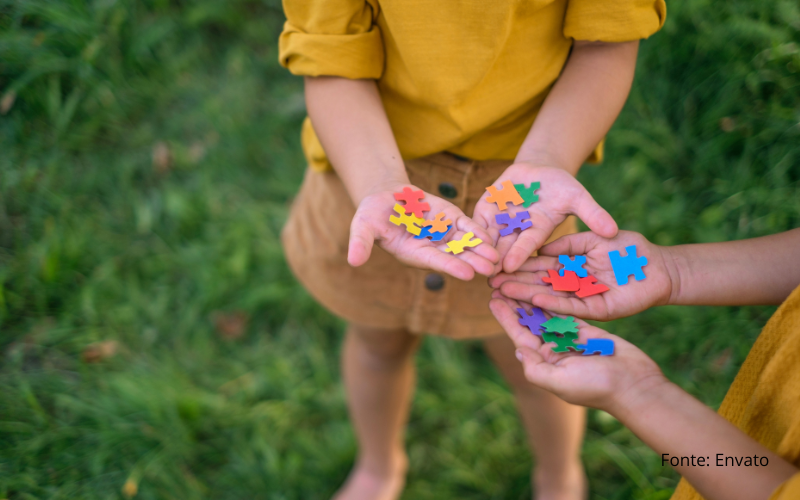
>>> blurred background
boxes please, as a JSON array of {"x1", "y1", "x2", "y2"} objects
[{"x1": 1, "y1": 1, "x2": 799, "y2": 498}]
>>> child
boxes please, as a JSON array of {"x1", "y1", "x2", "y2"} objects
[
  {"x1": 279, "y1": 1, "x2": 665, "y2": 498},
  {"x1": 489, "y1": 228, "x2": 800, "y2": 499}
]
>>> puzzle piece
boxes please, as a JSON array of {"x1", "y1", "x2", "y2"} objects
[
  {"x1": 495, "y1": 210, "x2": 532, "y2": 236},
  {"x1": 542, "y1": 330, "x2": 583, "y2": 353},
  {"x1": 541, "y1": 269, "x2": 580, "y2": 292},
  {"x1": 575, "y1": 338, "x2": 615, "y2": 356},
  {"x1": 576, "y1": 275, "x2": 610, "y2": 298},
  {"x1": 444, "y1": 232, "x2": 482, "y2": 254},
  {"x1": 423, "y1": 212, "x2": 452, "y2": 233},
  {"x1": 608, "y1": 245, "x2": 648, "y2": 286},
  {"x1": 393, "y1": 187, "x2": 430, "y2": 218},
  {"x1": 542, "y1": 315, "x2": 579, "y2": 334},
  {"x1": 485, "y1": 180, "x2": 523, "y2": 211},
  {"x1": 389, "y1": 203, "x2": 423, "y2": 236},
  {"x1": 517, "y1": 307, "x2": 546, "y2": 336},
  {"x1": 558, "y1": 255, "x2": 588, "y2": 277},
  {"x1": 514, "y1": 182, "x2": 540, "y2": 207},
  {"x1": 414, "y1": 225, "x2": 452, "y2": 242}
]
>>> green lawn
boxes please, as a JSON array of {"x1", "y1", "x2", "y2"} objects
[{"x1": 1, "y1": 1, "x2": 798, "y2": 498}]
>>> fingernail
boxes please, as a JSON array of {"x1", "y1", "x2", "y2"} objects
[{"x1": 515, "y1": 349, "x2": 524, "y2": 361}]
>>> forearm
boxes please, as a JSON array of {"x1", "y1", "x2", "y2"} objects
[
  {"x1": 666, "y1": 228, "x2": 800, "y2": 306},
  {"x1": 304, "y1": 76, "x2": 408, "y2": 204},
  {"x1": 610, "y1": 378, "x2": 797, "y2": 500},
  {"x1": 515, "y1": 40, "x2": 639, "y2": 175}
]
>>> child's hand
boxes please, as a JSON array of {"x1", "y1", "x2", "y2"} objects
[
  {"x1": 348, "y1": 185, "x2": 500, "y2": 280},
  {"x1": 489, "y1": 231, "x2": 676, "y2": 321},
  {"x1": 489, "y1": 293, "x2": 666, "y2": 412},
  {"x1": 472, "y1": 163, "x2": 618, "y2": 274}
]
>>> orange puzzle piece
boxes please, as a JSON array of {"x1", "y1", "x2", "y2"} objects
[
  {"x1": 576, "y1": 275, "x2": 610, "y2": 298},
  {"x1": 389, "y1": 203, "x2": 423, "y2": 235},
  {"x1": 444, "y1": 232, "x2": 482, "y2": 254},
  {"x1": 542, "y1": 269, "x2": 580, "y2": 292},
  {"x1": 423, "y1": 212, "x2": 452, "y2": 233},
  {"x1": 485, "y1": 180, "x2": 523, "y2": 211}
]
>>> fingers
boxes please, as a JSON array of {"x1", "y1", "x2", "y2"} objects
[
  {"x1": 453, "y1": 215, "x2": 500, "y2": 265},
  {"x1": 501, "y1": 213, "x2": 555, "y2": 273},
  {"x1": 347, "y1": 215, "x2": 375, "y2": 267},
  {"x1": 571, "y1": 191, "x2": 618, "y2": 239},
  {"x1": 514, "y1": 347, "x2": 559, "y2": 389},
  {"x1": 488, "y1": 296, "x2": 543, "y2": 351},
  {"x1": 516, "y1": 255, "x2": 560, "y2": 272},
  {"x1": 412, "y1": 244, "x2": 477, "y2": 281},
  {"x1": 537, "y1": 232, "x2": 598, "y2": 257},
  {"x1": 530, "y1": 293, "x2": 597, "y2": 320},
  {"x1": 500, "y1": 281, "x2": 569, "y2": 304},
  {"x1": 488, "y1": 266, "x2": 550, "y2": 289},
  {"x1": 451, "y1": 243, "x2": 496, "y2": 277},
  {"x1": 492, "y1": 230, "x2": 518, "y2": 274}
]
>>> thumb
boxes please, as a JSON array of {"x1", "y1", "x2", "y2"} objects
[
  {"x1": 347, "y1": 215, "x2": 376, "y2": 267},
  {"x1": 515, "y1": 346, "x2": 559, "y2": 389},
  {"x1": 573, "y1": 191, "x2": 618, "y2": 239}
]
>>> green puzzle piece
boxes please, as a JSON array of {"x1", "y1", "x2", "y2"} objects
[
  {"x1": 541, "y1": 316, "x2": 579, "y2": 334},
  {"x1": 542, "y1": 330, "x2": 583, "y2": 353},
  {"x1": 514, "y1": 182, "x2": 541, "y2": 207}
]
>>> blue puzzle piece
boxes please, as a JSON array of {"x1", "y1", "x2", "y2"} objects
[
  {"x1": 414, "y1": 225, "x2": 452, "y2": 242},
  {"x1": 517, "y1": 307, "x2": 546, "y2": 336},
  {"x1": 558, "y1": 255, "x2": 588, "y2": 277},
  {"x1": 575, "y1": 338, "x2": 614, "y2": 356},
  {"x1": 608, "y1": 245, "x2": 648, "y2": 286},
  {"x1": 495, "y1": 211, "x2": 532, "y2": 236}
]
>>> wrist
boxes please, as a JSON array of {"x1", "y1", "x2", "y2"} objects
[
  {"x1": 513, "y1": 150, "x2": 581, "y2": 177},
  {"x1": 605, "y1": 373, "x2": 673, "y2": 422},
  {"x1": 348, "y1": 168, "x2": 410, "y2": 205},
  {"x1": 661, "y1": 245, "x2": 691, "y2": 306}
]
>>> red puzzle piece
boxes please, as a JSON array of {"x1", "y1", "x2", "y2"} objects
[
  {"x1": 485, "y1": 180, "x2": 523, "y2": 211},
  {"x1": 394, "y1": 187, "x2": 430, "y2": 218},
  {"x1": 576, "y1": 275, "x2": 610, "y2": 298},
  {"x1": 542, "y1": 269, "x2": 580, "y2": 292}
]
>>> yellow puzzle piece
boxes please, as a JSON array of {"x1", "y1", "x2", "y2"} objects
[
  {"x1": 444, "y1": 232, "x2": 482, "y2": 254},
  {"x1": 389, "y1": 203, "x2": 423, "y2": 235}
]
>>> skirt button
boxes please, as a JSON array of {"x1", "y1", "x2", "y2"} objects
[{"x1": 424, "y1": 273, "x2": 445, "y2": 291}]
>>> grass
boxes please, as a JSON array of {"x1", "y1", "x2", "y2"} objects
[{"x1": 0, "y1": 0, "x2": 798, "y2": 498}]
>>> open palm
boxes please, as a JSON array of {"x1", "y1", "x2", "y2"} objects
[
  {"x1": 489, "y1": 231, "x2": 676, "y2": 320},
  {"x1": 348, "y1": 186, "x2": 499, "y2": 281},
  {"x1": 489, "y1": 292, "x2": 664, "y2": 411},
  {"x1": 471, "y1": 163, "x2": 618, "y2": 274}
]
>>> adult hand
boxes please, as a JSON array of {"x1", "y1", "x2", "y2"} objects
[
  {"x1": 489, "y1": 293, "x2": 666, "y2": 412},
  {"x1": 489, "y1": 230, "x2": 676, "y2": 321},
  {"x1": 472, "y1": 163, "x2": 618, "y2": 274}
]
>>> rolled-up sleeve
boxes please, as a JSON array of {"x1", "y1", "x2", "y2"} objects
[
  {"x1": 564, "y1": 0, "x2": 666, "y2": 42},
  {"x1": 279, "y1": 0, "x2": 384, "y2": 79}
]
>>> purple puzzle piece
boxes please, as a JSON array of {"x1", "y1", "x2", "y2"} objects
[
  {"x1": 496, "y1": 210, "x2": 532, "y2": 236},
  {"x1": 517, "y1": 307, "x2": 546, "y2": 336}
]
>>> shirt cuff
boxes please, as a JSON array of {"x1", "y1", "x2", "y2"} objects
[
  {"x1": 564, "y1": 0, "x2": 667, "y2": 42},
  {"x1": 279, "y1": 21, "x2": 385, "y2": 79}
]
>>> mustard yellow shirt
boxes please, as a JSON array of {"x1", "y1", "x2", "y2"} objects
[
  {"x1": 279, "y1": 0, "x2": 666, "y2": 172},
  {"x1": 671, "y1": 284, "x2": 800, "y2": 500}
]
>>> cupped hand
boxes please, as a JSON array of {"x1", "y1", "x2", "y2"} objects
[
  {"x1": 489, "y1": 230, "x2": 676, "y2": 321},
  {"x1": 489, "y1": 292, "x2": 666, "y2": 412},
  {"x1": 472, "y1": 163, "x2": 618, "y2": 274},
  {"x1": 348, "y1": 185, "x2": 500, "y2": 281}
]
